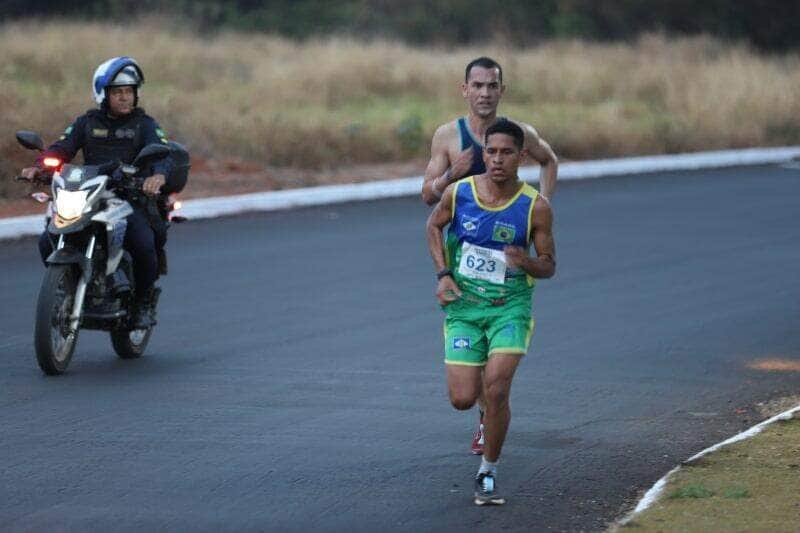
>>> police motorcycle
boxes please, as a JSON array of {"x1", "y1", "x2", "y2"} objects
[{"x1": 15, "y1": 130, "x2": 187, "y2": 375}]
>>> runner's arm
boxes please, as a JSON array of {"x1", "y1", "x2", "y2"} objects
[
  {"x1": 426, "y1": 184, "x2": 455, "y2": 269},
  {"x1": 426, "y1": 185, "x2": 462, "y2": 303},
  {"x1": 422, "y1": 125, "x2": 454, "y2": 205},
  {"x1": 521, "y1": 123, "x2": 558, "y2": 201},
  {"x1": 506, "y1": 196, "x2": 556, "y2": 279}
]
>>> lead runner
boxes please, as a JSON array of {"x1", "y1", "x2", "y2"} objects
[
  {"x1": 425, "y1": 119, "x2": 556, "y2": 505},
  {"x1": 421, "y1": 56, "x2": 558, "y2": 455}
]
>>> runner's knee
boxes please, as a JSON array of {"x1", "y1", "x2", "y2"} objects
[{"x1": 449, "y1": 390, "x2": 478, "y2": 410}]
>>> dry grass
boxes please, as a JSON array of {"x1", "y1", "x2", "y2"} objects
[
  {"x1": 2, "y1": 19, "x2": 800, "y2": 187},
  {"x1": 619, "y1": 414, "x2": 800, "y2": 532}
]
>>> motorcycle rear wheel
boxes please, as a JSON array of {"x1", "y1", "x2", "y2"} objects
[
  {"x1": 111, "y1": 327, "x2": 152, "y2": 359},
  {"x1": 34, "y1": 265, "x2": 79, "y2": 375}
]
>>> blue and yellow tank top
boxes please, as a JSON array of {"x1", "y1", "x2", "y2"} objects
[{"x1": 445, "y1": 176, "x2": 538, "y2": 302}]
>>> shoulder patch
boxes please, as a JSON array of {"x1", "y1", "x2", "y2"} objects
[{"x1": 155, "y1": 127, "x2": 169, "y2": 144}]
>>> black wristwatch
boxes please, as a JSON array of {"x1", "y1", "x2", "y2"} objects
[{"x1": 436, "y1": 268, "x2": 453, "y2": 280}]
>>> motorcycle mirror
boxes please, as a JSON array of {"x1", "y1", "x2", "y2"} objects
[
  {"x1": 16, "y1": 131, "x2": 44, "y2": 152},
  {"x1": 133, "y1": 144, "x2": 171, "y2": 167}
]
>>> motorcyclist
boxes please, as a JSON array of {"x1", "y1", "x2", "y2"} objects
[{"x1": 21, "y1": 56, "x2": 179, "y2": 329}]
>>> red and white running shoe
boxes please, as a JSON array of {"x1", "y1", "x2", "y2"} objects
[{"x1": 471, "y1": 411, "x2": 485, "y2": 455}]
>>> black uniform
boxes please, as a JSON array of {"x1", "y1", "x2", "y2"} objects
[{"x1": 38, "y1": 108, "x2": 174, "y2": 294}]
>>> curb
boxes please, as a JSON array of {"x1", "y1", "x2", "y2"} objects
[
  {"x1": 619, "y1": 403, "x2": 800, "y2": 526},
  {"x1": 2, "y1": 146, "x2": 799, "y2": 241}
]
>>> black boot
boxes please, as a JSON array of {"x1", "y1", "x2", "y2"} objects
[{"x1": 131, "y1": 287, "x2": 157, "y2": 329}]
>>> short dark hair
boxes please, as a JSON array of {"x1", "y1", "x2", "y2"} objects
[
  {"x1": 485, "y1": 119, "x2": 524, "y2": 150},
  {"x1": 465, "y1": 57, "x2": 502, "y2": 84}
]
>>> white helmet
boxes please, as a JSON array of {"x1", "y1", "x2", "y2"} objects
[{"x1": 92, "y1": 56, "x2": 145, "y2": 106}]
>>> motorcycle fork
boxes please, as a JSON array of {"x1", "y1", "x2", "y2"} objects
[{"x1": 68, "y1": 235, "x2": 96, "y2": 332}]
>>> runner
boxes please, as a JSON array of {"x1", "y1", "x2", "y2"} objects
[
  {"x1": 425, "y1": 120, "x2": 556, "y2": 505},
  {"x1": 421, "y1": 56, "x2": 558, "y2": 206},
  {"x1": 421, "y1": 56, "x2": 559, "y2": 454}
]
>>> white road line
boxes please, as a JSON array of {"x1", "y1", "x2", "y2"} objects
[{"x1": 3, "y1": 146, "x2": 799, "y2": 241}]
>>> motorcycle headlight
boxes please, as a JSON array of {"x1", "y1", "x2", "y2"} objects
[{"x1": 54, "y1": 189, "x2": 88, "y2": 221}]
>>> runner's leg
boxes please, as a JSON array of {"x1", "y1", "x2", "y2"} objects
[
  {"x1": 447, "y1": 365, "x2": 483, "y2": 410},
  {"x1": 481, "y1": 353, "x2": 522, "y2": 462}
]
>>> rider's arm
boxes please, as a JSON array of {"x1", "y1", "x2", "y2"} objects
[
  {"x1": 22, "y1": 117, "x2": 85, "y2": 181},
  {"x1": 421, "y1": 125, "x2": 454, "y2": 206},
  {"x1": 510, "y1": 196, "x2": 556, "y2": 279},
  {"x1": 38, "y1": 116, "x2": 87, "y2": 165},
  {"x1": 139, "y1": 117, "x2": 175, "y2": 195},
  {"x1": 140, "y1": 117, "x2": 173, "y2": 178},
  {"x1": 521, "y1": 122, "x2": 558, "y2": 201}
]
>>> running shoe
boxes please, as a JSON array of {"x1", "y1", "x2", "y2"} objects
[
  {"x1": 474, "y1": 472, "x2": 505, "y2": 506},
  {"x1": 471, "y1": 411, "x2": 485, "y2": 455}
]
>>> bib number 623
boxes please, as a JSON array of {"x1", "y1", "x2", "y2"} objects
[
  {"x1": 465, "y1": 254, "x2": 496, "y2": 273},
  {"x1": 458, "y1": 242, "x2": 507, "y2": 284}
]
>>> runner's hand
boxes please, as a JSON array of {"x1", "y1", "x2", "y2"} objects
[
  {"x1": 436, "y1": 275, "x2": 462, "y2": 305},
  {"x1": 143, "y1": 174, "x2": 166, "y2": 195},
  {"x1": 449, "y1": 146, "x2": 474, "y2": 182},
  {"x1": 504, "y1": 246, "x2": 529, "y2": 269}
]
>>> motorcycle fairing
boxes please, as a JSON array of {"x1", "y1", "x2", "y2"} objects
[{"x1": 91, "y1": 197, "x2": 132, "y2": 275}]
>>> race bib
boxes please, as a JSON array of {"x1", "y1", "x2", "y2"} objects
[{"x1": 458, "y1": 242, "x2": 506, "y2": 284}]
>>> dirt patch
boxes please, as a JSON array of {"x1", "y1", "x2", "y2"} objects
[{"x1": 746, "y1": 358, "x2": 800, "y2": 373}]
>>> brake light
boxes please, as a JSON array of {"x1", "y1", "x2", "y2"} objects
[{"x1": 43, "y1": 157, "x2": 61, "y2": 168}]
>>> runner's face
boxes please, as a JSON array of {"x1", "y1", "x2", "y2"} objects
[
  {"x1": 107, "y1": 86, "x2": 135, "y2": 116},
  {"x1": 483, "y1": 133, "x2": 521, "y2": 183},
  {"x1": 462, "y1": 66, "x2": 504, "y2": 119}
]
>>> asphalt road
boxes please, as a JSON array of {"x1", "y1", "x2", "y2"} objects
[{"x1": 1, "y1": 164, "x2": 799, "y2": 532}]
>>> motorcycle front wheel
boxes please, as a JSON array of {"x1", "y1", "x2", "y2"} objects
[{"x1": 34, "y1": 265, "x2": 79, "y2": 375}]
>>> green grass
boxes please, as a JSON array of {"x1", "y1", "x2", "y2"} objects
[{"x1": 668, "y1": 484, "x2": 714, "y2": 499}]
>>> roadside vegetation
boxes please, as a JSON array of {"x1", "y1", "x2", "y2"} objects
[
  {"x1": 617, "y1": 411, "x2": 800, "y2": 532},
  {"x1": 2, "y1": 19, "x2": 800, "y2": 198}
]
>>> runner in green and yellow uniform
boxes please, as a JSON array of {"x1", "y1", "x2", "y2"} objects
[
  {"x1": 426, "y1": 119, "x2": 556, "y2": 506},
  {"x1": 422, "y1": 56, "x2": 559, "y2": 457}
]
